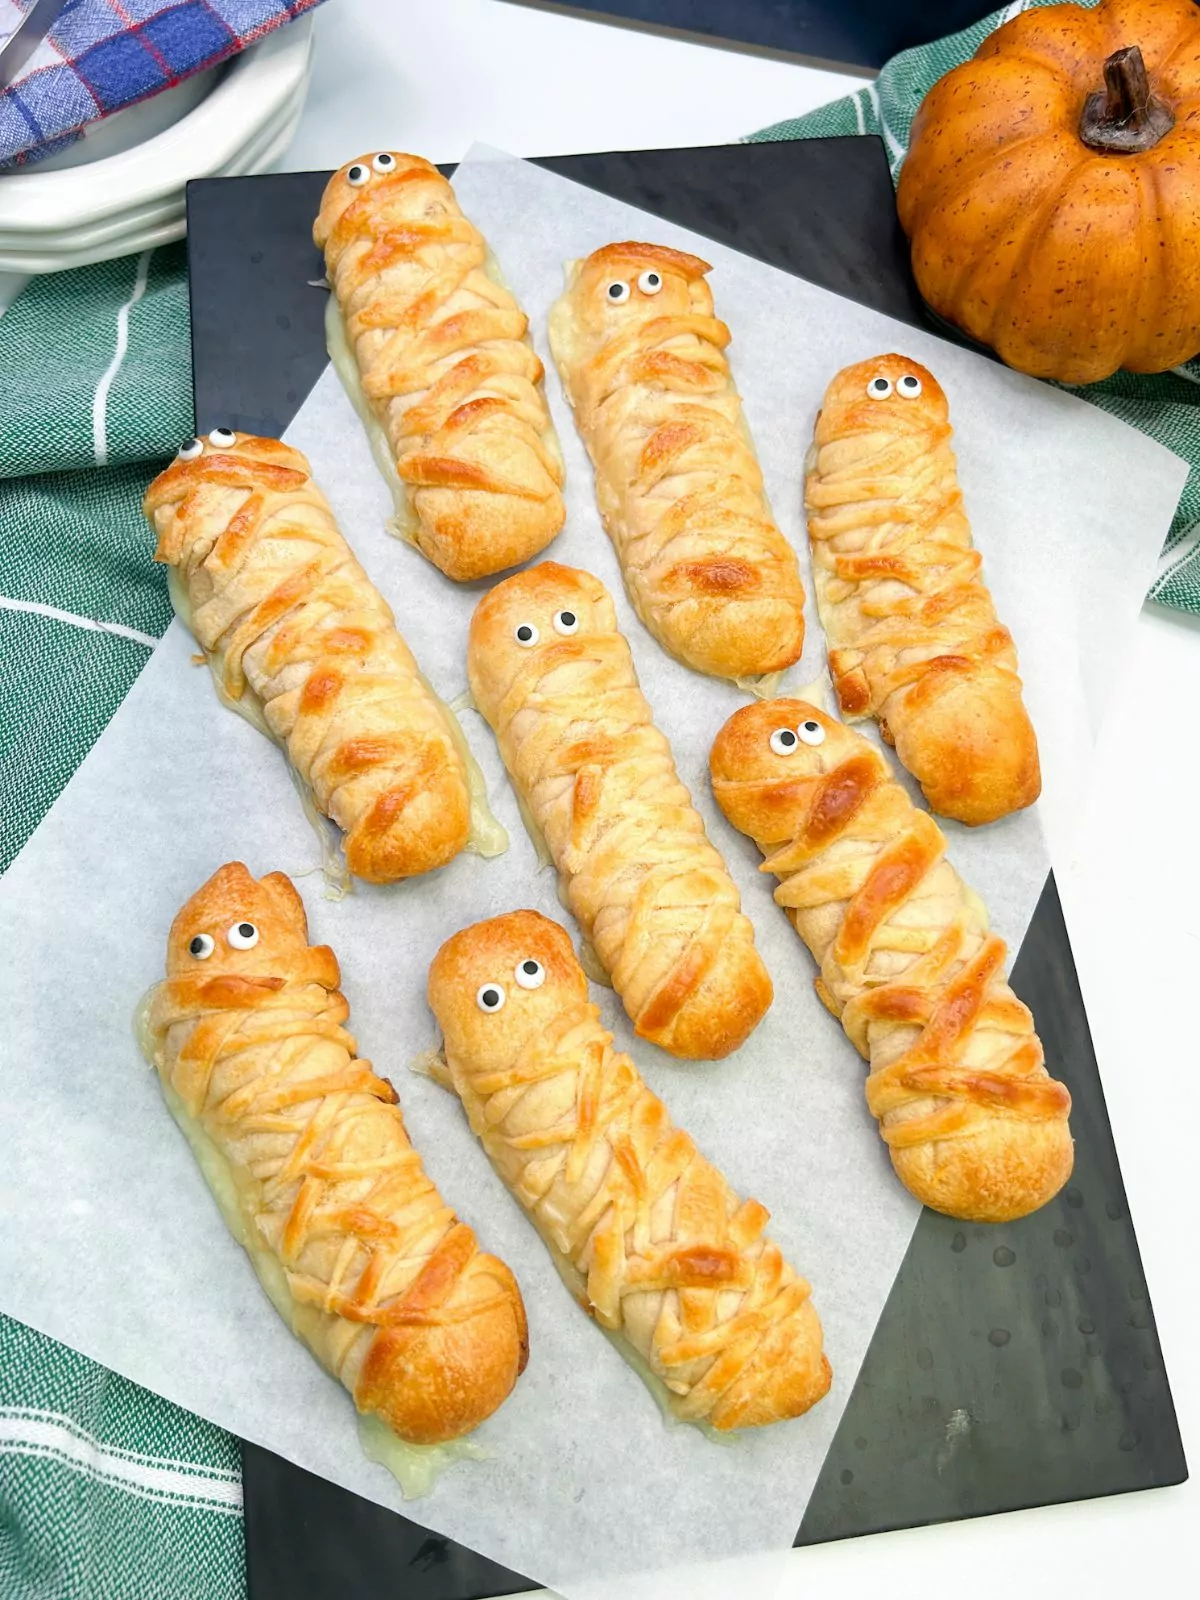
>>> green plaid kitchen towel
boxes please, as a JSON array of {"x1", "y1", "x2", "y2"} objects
[
  {"x1": 0, "y1": 247, "x2": 246, "y2": 1598},
  {"x1": 751, "y1": 0, "x2": 1200, "y2": 613}
]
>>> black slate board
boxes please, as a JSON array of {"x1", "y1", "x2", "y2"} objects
[{"x1": 185, "y1": 136, "x2": 1186, "y2": 1600}]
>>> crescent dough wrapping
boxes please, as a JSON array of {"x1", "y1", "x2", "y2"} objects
[
  {"x1": 710, "y1": 699, "x2": 1073, "y2": 1223},
  {"x1": 805, "y1": 354, "x2": 1040, "y2": 826},
  {"x1": 428, "y1": 909, "x2": 830, "y2": 1430},
  {"x1": 468, "y1": 561, "x2": 773, "y2": 1060},
  {"x1": 144, "y1": 863, "x2": 528, "y2": 1445},
  {"x1": 314, "y1": 151, "x2": 565, "y2": 581},
  {"x1": 548, "y1": 241, "x2": 806, "y2": 679},
  {"x1": 144, "y1": 431, "x2": 473, "y2": 884}
]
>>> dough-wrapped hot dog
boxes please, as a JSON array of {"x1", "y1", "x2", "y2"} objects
[
  {"x1": 549, "y1": 241, "x2": 806, "y2": 679},
  {"x1": 144, "y1": 431, "x2": 475, "y2": 884},
  {"x1": 468, "y1": 561, "x2": 773, "y2": 1060},
  {"x1": 710, "y1": 700, "x2": 1072, "y2": 1223},
  {"x1": 143, "y1": 863, "x2": 528, "y2": 1444},
  {"x1": 804, "y1": 355, "x2": 1039, "y2": 826},
  {"x1": 428, "y1": 909, "x2": 830, "y2": 1430},
  {"x1": 315, "y1": 152, "x2": 565, "y2": 581}
]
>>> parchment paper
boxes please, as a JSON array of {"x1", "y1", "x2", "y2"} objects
[{"x1": 0, "y1": 149, "x2": 1185, "y2": 1600}]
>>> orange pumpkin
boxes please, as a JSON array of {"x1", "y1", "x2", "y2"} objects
[{"x1": 897, "y1": 0, "x2": 1200, "y2": 383}]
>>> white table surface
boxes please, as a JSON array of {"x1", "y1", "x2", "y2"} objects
[{"x1": 7, "y1": 0, "x2": 1196, "y2": 1594}]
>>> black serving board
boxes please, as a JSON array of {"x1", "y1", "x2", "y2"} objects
[{"x1": 185, "y1": 137, "x2": 1185, "y2": 1600}]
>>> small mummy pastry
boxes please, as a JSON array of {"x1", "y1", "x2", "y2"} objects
[
  {"x1": 548, "y1": 241, "x2": 807, "y2": 679},
  {"x1": 144, "y1": 432, "x2": 475, "y2": 882},
  {"x1": 314, "y1": 152, "x2": 565, "y2": 581},
  {"x1": 805, "y1": 354, "x2": 1040, "y2": 826},
  {"x1": 428, "y1": 910, "x2": 831, "y2": 1430},
  {"x1": 710, "y1": 699, "x2": 1073, "y2": 1223},
  {"x1": 468, "y1": 561, "x2": 773, "y2": 1060},
  {"x1": 144, "y1": 863, "x2": 528, "y2": 1444}
]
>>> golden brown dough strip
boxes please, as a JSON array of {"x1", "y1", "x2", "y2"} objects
[
  {"x1": 805, "y1": 354, "x2": 1039, "y2": 825},
  {"x1": 144, "y1": 863, "x2": 527, "y2": 1445},
  {"x1": 428, "y1": 909, "x2": 830, "y2": 1430},
  {"x1": 710, "y1": 699, "x2": 1072, "y2": 1223}
]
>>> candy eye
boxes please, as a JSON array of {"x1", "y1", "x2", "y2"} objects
[
  {"x1": 514, "y1": 622, "x2": 539, "y2": 647},
  {"x1": 606, "y1": 280, "x2": 631, "y2": 304},
  {"x1": 514, "y1": 958, "x2": 545, "y2": 990},
  {"x1": 227, "y1": 921, "x2": 259, "y2": 950},
  {"x1": 797, "y1": 719, "x2": 826, "y2": 746},
  {"x1": 866, "y1": 377, "x2": 892, "y2": 399},
  {"x1": 476, "y1": 983, "x2": 506, "y2": 1013},
  {"x1": 208, "y1": 428, "x2": 237, "y2": 448},
  {"x1": 372, "y1": 153, "x2": 396, "y2": 173},
  {"x1": 188, "y1": 933, "x2": 215, "y2": 960},
  {"x1": 637, "y1": 270, "x2": 662, "y2": 295},
  {"x1": 897, "y1": 373, "x2": 922, "y2": 398},
  {"x1": 553, "y1": 610, "x2": 579, "y2": 636},
  {"x1": 346, "y1": 163, "x2": 370, "y2": 187},
  {"x1": 177, "y1": 437, "x2": 204, "y2": 461},
  {"x1": 769, "y1": 727, "x2": 799, "y2": 756}
]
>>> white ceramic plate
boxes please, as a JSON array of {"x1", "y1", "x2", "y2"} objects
[{"x1": 0, "y1": 16, "x2": 312, "y2": 239}]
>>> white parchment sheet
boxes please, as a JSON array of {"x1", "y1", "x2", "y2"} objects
[{"x1": 0, "y1": 149, "x2": 1185, "y2": 1600}]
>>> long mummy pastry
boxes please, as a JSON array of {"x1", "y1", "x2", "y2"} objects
[
  {"x1": 710, "y1": 699, "x2": 1073, "y2": 1223},
  {"x1": 144, "y1": 864, "x2": 528, "y2": 1445},
  {"x1": 314, "y1": 152, "x2": 565, "y2": 581},
  {"x1": 549, "y1": 241, "x2": 807, "y2": 679},
  {"x1": 468, "y1": 561, "x2": 773, "y2": 1060},
  {"x1": 428, "y1": 909, "x2": 831, "y2": 1430},
  {"x1": 805, "y1": 355, "x2": 1040, "y2": 826},
  {"x1": 144, "y1": 432, "x2": 476, "y2": 883}
]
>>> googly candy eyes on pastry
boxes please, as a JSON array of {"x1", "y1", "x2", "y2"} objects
[
  {"x1": 866, "y1": 375, "x2": 893, "y2": 398},
  {"x1": 177, "y1": 437, "x2": 204, "y2": 461},
  {"x1": 148, "y1": 862, "x2": 527, "y2": 1446},
  {"x1": 428, "y1": 908, "x2": 831, "y2": 1431},
  {"x1": 208, "y1": 427, "x2": 237, "y2": 447}
]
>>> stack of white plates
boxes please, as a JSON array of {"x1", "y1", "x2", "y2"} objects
[{"x1": 0, "y1": 15, "x2": 314, "y2": 274}]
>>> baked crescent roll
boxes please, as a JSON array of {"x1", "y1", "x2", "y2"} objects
[
  {"x1": 548, "y1": 241, "x2": 806, "y2": 680},
  {"x1": 428, "y1": 909, "x2": 831, "y2": 1430},
  {"x1": 710, "y1": 700, "x2": 1073, "y2": 1223},
  {"x1": 314, "y1": 151, "x2": 565, "y2": 581},
  {"x1": 143, "y1": 863, "x2": 528, "y2": 1445},
  {"x1": 468, "y1": 561, "x2": 773, "y2": 1060},
  {"x1": 144, "y1": 430, "x2": 478, "y2": 884},
  {"x1": 804, "y1": 355, "x2": 1040, "y2": 826}
]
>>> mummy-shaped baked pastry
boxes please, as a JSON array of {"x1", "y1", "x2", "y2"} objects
[
  {"x1": 142, "y1": 864, "x2": 528, "y2": 1444},
  {"x1": 428, "y1": 910, "x2": 831, "y2": 1429},
  {"x1": 145, "y1": 432, "x2": 479, "y2": 883},
  {"x1": 548, "y1": 241, "x2": 806, "y2": 679},
  {"x1": 468, "y1": 562, "x2": 773, "y2": 1059},
  {"x1": 314, "y1": 152, "x2": 565, "y2": 581},
  {"x1": 805, "y1": 355, "x2": 1040, "y2": 826},
  {"x1": 710, "y1": 700, "x2": 1073, "y2": 1223}
]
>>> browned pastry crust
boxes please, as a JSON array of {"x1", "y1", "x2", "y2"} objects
[
  {"x1": 145, "y1": 863, "x2": 528, "y2": 1445},
  {"x1": 468, "y1": 561, "x2": 773, "y2": 1060},
  {"x1": 314, "y1": 151, "x2": 565, "y2": 581},
  {"x1": 805, "y1": 354, "x2": 1040, "y2": 825},
  {"x1": 428, "y1": 909, "x2": 830, "y2": 1429},
  {"x1": 144, "y1": 432, "x2": 470, "y2": 883},
  {"x1": 548, "y1": 241, "x2": 806, "y2": 679},
  {"x1": 710, "y1": 700, "x2": 1073, "y2": 1223}
]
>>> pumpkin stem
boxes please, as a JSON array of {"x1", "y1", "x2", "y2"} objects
[{"x1": 1079, "y1": 45, "x2": 1174, "y2": 153}]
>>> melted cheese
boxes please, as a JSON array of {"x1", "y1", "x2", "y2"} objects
[{"x1": 135, "y1": 991, "x2": 478, "y2": 1498}]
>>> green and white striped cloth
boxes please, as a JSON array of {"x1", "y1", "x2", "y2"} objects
[{"x1": 2, "y1": 2, "x2": 1200, "y2": 1587}]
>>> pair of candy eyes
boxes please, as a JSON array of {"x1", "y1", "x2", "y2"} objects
[
  {"x1": 177, "y1": 428, "x2": 236, "y2": 459},
  {"x1": 769, "y1": 720, "x2": 825, "y2": 754},
  {"x1": 514, "y1": 610, "x2": 577, "y2": 646},
  {"x1": 605, "y1": 271, "x2": 662, "y2": 303},
  {"x1": 476, "y1": 958, "x2": 545, "y2": 1012},
  {"x1": 346, "y1": 153, "x2": 397, "y2": 186},
  {"x1": 189, "y1": 922, "x2": 259, "y2": 959},
  {"x1": 867, "y1": 373, "x2": 922, "y2": 400}
]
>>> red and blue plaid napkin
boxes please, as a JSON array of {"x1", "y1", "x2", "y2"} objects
[{"x1": 0, "y1": 0, "x2": 324, "y2": 167}]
